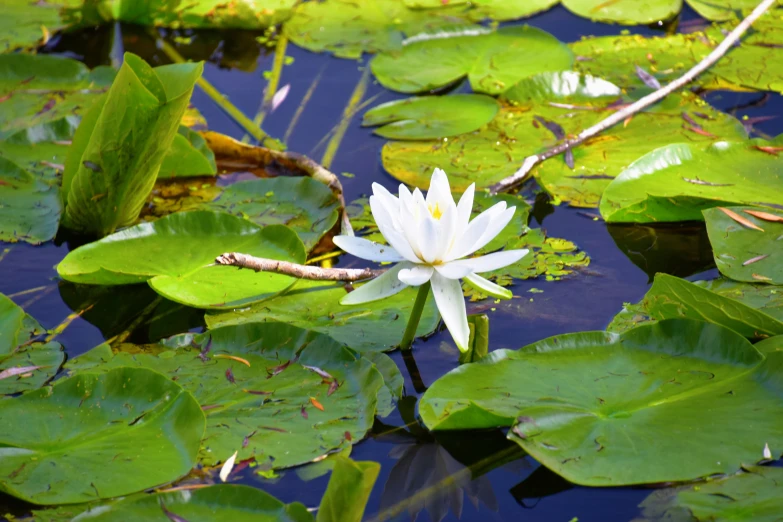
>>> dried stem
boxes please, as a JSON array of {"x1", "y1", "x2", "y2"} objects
[
  {"x1": 489, "y1": 0, "x2": 778, "y2": 195},
  {"x1": 215, "y1": 253, "x2": 384, "y2": 282}
]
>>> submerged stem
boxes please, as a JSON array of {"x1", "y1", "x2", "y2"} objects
[{"x1": 399, "y1": 282, "x2": 431, "y2": 352}]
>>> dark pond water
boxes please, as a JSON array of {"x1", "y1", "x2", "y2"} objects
[{"x1": 3, "y1": 4, "x2": 782, "y2": 521}]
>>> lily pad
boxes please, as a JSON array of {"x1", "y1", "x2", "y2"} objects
[
  {"x1": 108, "y1": 0, "x2": 298, "y2": 28},
  {"x1": 205, "y1": 279, "x2": 439, "y2": 353},
  {"x1": 600, "y1": 142, "x2": 783, "y2": 223},
  {"x1": 362, "y1": 94, "x2": 499, "y2": 140},
  {"x1": 562, "y1": 0, "x2": 681, "y2": 25},
  {"x1": 607, "y1": 273, "x2": 783, "y2": 339},
  {"x1": 380, "y1": 73, "x2": 744, "y2": 204},
  {"x1": 66, "y1": 322, "x2": 386, "y2": 469},
  {"x1": 0, "y1": 367, "x2": 205, "y2": 505},
  {"x1": 0, "y1": 0, "x2": 79, "y2": 51},
  {"x1": 571, "y1": 31, "x2": 783, "y2": 93},
  {"x1": 704, "y1": 206, "x2": 783, "y2": 285},
  {"x1": 0, "y1": 53, "x2": 114, "y2": 140},
  {"x1": 158, "y1": 127, "x2": 217, "y2": 179},
  {"x1": 420, "y1": 319, "x2": 783, "y2": 486},
  {"x1": 56, "y1": 210, "x2": 307, "y2": 309},
  {"x1": 638, "y1": 466, "x2": 783, "y2": 522},
  {"x1": 371, "y1": 25, "x2": 573, "y2": 94},
  {"x1": 206, "y1": 177, "x2": 340, "y2": 252},
  {"x1": 402, "y1": 0, "x2": 560, "y2": 21},
  {"x1": 34, "y1": 484, "x2": 312, "y2": 522},
  {"x1": 686, "y1": 0, "x2": 768, "y2": 21},
  {"x1": 0, "y1": 156, "x2": 61, "y2": 244},
  {"x1": 0, "y1": 293, "x2": 63, "y2": 395},
  {"x1": 284, "y1": 0, "x2": 475, "y2": 59}
]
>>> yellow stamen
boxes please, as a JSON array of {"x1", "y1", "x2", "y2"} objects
[{"x1": 429, "y1": 202, "x2": 443, "y2": 220}]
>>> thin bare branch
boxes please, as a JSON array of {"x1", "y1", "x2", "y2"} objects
[
  {"x1": 489, "y1": 0, "x2": 778, "y2": 195},
  {"x1": 215, "y1": 253, "x2": 385, "y2": 281}
]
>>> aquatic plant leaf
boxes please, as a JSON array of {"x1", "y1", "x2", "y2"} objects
[
  {"x1": 380, "y1": 73, "x2": 744, "y2": 205},
  {"x1": 284, "y1": 0, "x2": 475, "y2": 59},
  {"x1": 158, "y1": 127, "x2": 217, "y2": 178},
  {"x1": 402, "y1": 0, "x2": 559, "y2": 21},
  {"x1": 704, "y1": 206, "x2": 783, "y2": 285},
  {"x1": 607, "y1": 273, "x2": 783, "y2": 338},
  {"x1": 0, "y1": 293, "x2": 63, "y2": 395},
  {"x1": 205, "y1": 279, "x2": 439, "y2": 353},
  {"x1": 685, "y1": 0, "x2": 765, "y2": 21},
  {"x1": 0, "y1": 156, "x2": 61, "y2": 244},
  {"x1": 56, "y1": 210, "x2": 307, "y2": 309},
  {"x1": 638, "y1": 466, "x2": 783, "y2": 522},
  {"x1": 206, "y1": 177, "x2": 340, "y2": 252},
  {"x1": 316, "y1": 457, "x2": 380, "y2": 522},
  {"x1": 0, "y1": 53, "x2": 114, "y2": 140},
  {"x1": 420, "y1": 319, "x2": 783, "y2": 486},
  {"x1": 61, "y1": 52, "x2": 202, "y2": 237},
  {"x1": 600, "y1": 142, "x2": 783, "y2": 223},
  {"x1": 362, "y1": 94, "x2": 499, "y2": 140},
  {"x1": 33, "y1": 484, "x2": 312, "y2": 522},
  {"x1": 0, "y1": 367, "x2": 205, "y2": 504},
  {"x1": 571, "y1": 31, "x2": 783, "y2": 93},
  {"x1": 562, "y1": 0, "x2": 682, "y2": 25},
  {"x1": 107, "y1": 0, "x2": 298, "y2": 28},
  {"x1": 371, "y1": 26, "x2": 573, "y2": 94},
  {"x1": 66, "y1": 322, "x2": 386, "y2": 469}
]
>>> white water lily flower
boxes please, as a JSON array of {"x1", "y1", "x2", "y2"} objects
[{"x1": 333, "y1": 168, "x2": 528, "y2": 352}]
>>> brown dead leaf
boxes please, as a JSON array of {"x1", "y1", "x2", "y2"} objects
[
  {"x1": 309, "y1": 397, "x2": 325, "y2": 411},
  {"x1": 718, "y1": 207, "x2": 764, "y2": 231},
  {"x1": 744, "y1": 209, "x2": 783, "y2": 223},
  {"x1": 214, "y1": 354, "x2": 251, "y2": 367},
  {"x1": 743, "y1": 254, "x2": 769, "y2": 266},
  {"x1": 0, "y1": 366, "x2": 42, "y2": 381},
  {"x1": 752, "y1": 273, "x2": 773, "y2": 282}
]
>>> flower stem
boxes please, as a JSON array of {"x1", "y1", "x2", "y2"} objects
[{"x1": 399, "y1": 282, "x2": 431, "y2": 351}]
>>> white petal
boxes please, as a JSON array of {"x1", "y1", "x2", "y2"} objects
[
  {"x1": 398, "y1": 264, "x2": 434, "y2": 286},
  {"x1": 468, "y1": 206, "x2": 517, "y2": 256},
  {"x1": 434, "y1": 203, "x2": 458, "y2": 262},
  {"x1": 426, "y1": 168, "x2": 452, "y2": 203},
  {"x1": 431, "y1": 272, "x2": 469, "y2": 352},
  {"x1": 370, "y1": 195, "x2": 420, "y2": 263},
  {"x1": 418, "y1": 215, "x2": 440, "y2": 263},
  {"x1": 219, "y1": 451, "x2": 238, "y2": 482},
  {"x1": 464, "y1": 273, "x2": 512, "y2": 300},
  {"x1": 455, "y1": 183, "x2": 475, "y2": 231},
  {"x1": 333, "y1": 236, "x2": 404, "y2": 262},
  {"x1": 447, "y1": 249, "x2": 529, "y2": 274},
  {"x1": 341, "y1": 263, "x2": 409, "y2": 305},
  {"x1": 448, "y1": 201, "x2": 507, "y2": 260},
  {"x1": 434, "y1": 261, "x2": 474, "y2": 280}
]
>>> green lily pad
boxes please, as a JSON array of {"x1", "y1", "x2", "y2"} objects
[
  {"x1": 371, "y1": 26, "x2": 573, "y2": 94},
  {"x1": 380, "y1": 73, "x2": 744, "y2": 204},
  {"x1": 0, "y1": 0, "x2": 79, "y2": 52},
  {"x1": 0, "y1": 293, "x2": 63, "y2": 395},
  {"x1": 420, "y1": 319, "x2": 783, "y2": 486},
  {"x1": 0, "y1": 367, "x2": 205, "y2": 505},
  {"x1": 205, "y1": 279, "x2": 439, "y2": 353},
  {"x1": 61, "y1": 52, "x2": 202, "y2": 236},
  {"x1": 66, "y1": 322, "x2": 386, "y2": 469},
  {"x1": 206, "y1": 177, "x2": 340, "y2": 252},
  {"x1": 0, "y1": 156, "x2": 61, "y2": 244},
  {"x1": 284, "y1": 0, "x2": 475, "y2": 59},
  {"x1": 0, "y1": 53, "x2": 114, "y2": 140},
  {"x1": 571, "y1": 31, "x2": 783, "y2": 93},
  {"x1": 607, "y1": 273, "x2": 783, "y2": 339},
  {"x1": 33, "y1": 484, "x2": 312, "y2": 522},
  {"x1": 56, "y1": 210, "x2": 307, "y2": 309},
  {"x1": 638, "y1": 466, "x2": 783, "y2": 522},
  {"x1": 108, "y1": 0, "x2": 298, "y2": 28},
  {"x1": 686, "y1": 0, "x2": 767, "y2": 21},
  {"x1": 600, "y1": 142, "x2": 783, "y2": 223},
  {"x1": 362, "y1": 94, "x2": 499, "y2": 140},
  {"x1": 704, "y1": 206, "x2": 783, "y2": 285},
  {"x1": 562, "y1": 0, "x2": 681, "y2": 25},
  {"x1": 402, "y1": 0, "x2": 559, "y2": 21}
]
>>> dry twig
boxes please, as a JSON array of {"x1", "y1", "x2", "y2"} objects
[{"x1": 215, "y1": 252, "x2": 384, "y2": 281}]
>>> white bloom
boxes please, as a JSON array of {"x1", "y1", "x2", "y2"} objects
[{"x1": 333, "y1": 168, "x2": 528, "y2": 352}]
